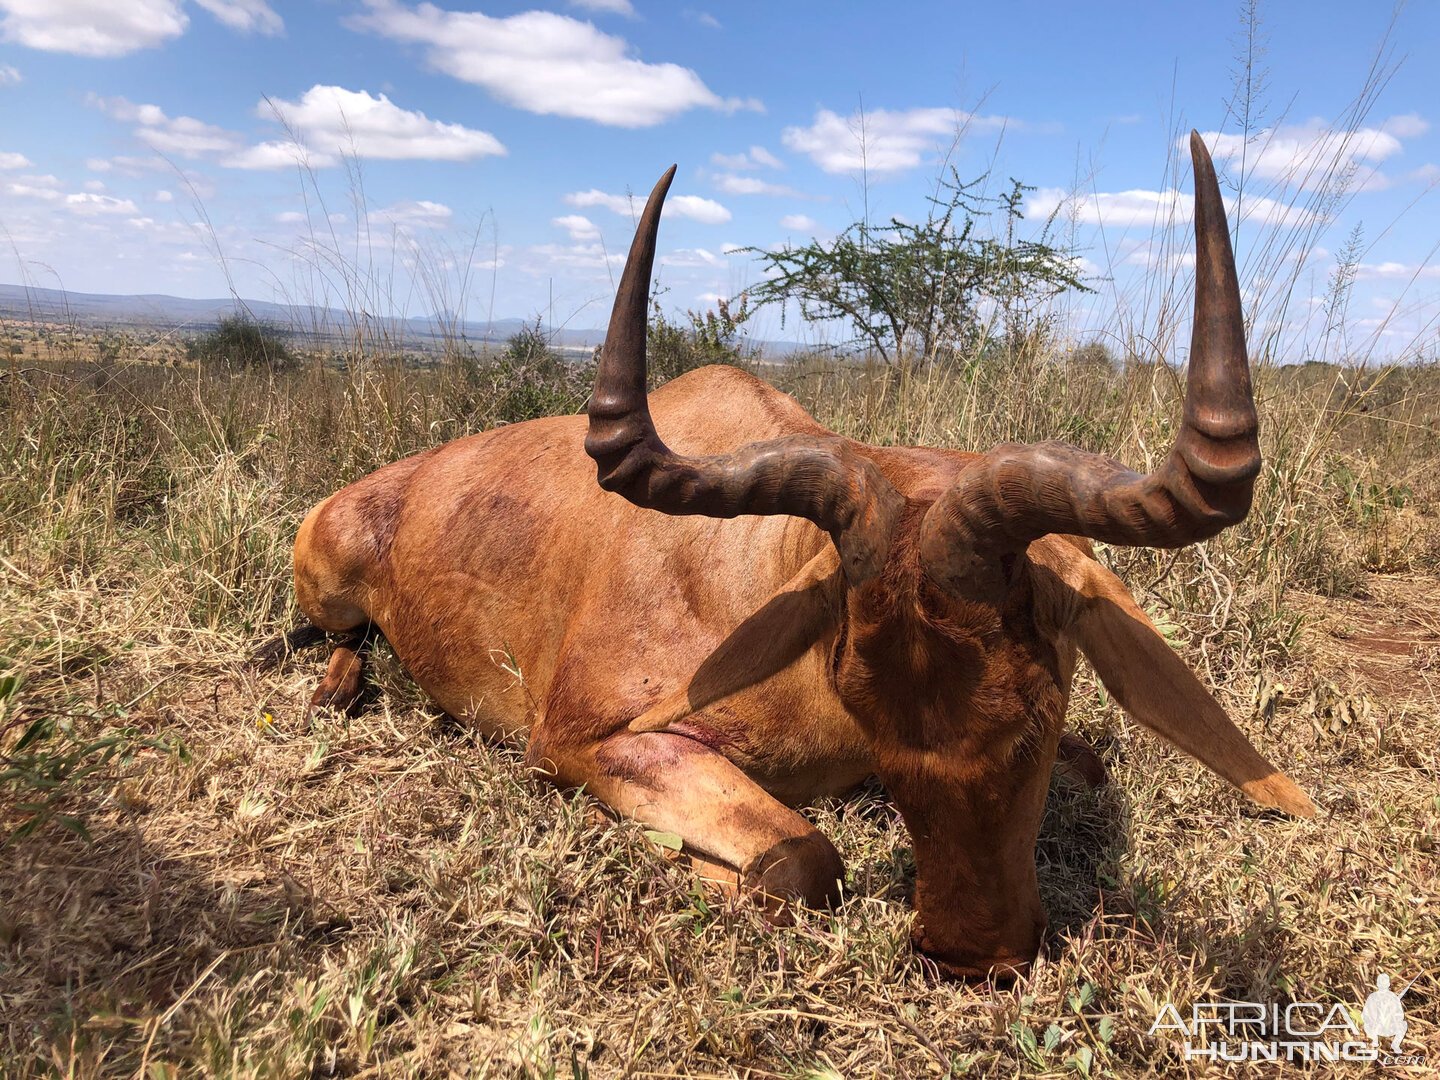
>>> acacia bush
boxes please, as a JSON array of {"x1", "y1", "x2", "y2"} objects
[
  {"x1": 483, "y1": 319, "x2": 594, "y2": 424},
  {"x1": 646, "y1": 293, "x2": 751, "y2": 388},
  {"x1": 187, "y1": 314, "x2": 296, "y2": 371},
  {"x1": 741, "y1": 174, "x2": 1086, "y2": 365}
]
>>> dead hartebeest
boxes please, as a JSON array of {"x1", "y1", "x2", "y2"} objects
[{"x1": 286, "y1": 133, "x2": 1315, "y2": 980}]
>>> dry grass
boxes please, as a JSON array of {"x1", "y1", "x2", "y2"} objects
[{"x1": 1, "y1": 345, "x2": 1438, "y2": 1078}]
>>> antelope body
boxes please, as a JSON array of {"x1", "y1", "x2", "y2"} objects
[{"x1": 290, "y1": 135, "x2": 1315, "y2": 979}]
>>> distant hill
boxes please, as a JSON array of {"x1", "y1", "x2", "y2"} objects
[
  {"x1": 0, "y1": 283, "x2": 803, "y2": 355},
  {"x1": 0, "y1": 283, "x2": 606, "y2": 352}
]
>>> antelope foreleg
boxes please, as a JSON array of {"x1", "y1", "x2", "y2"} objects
[{"x1": 528, "y1": 726, "x2": 845, "y2": 912}]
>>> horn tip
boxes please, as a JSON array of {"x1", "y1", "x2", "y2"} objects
[
  {"x1": 643, "y1": 165, "x2": 678, "y2": 208},
  {"x1": 1189, "y1": 129, "x2": 1210, "y2": 164}
]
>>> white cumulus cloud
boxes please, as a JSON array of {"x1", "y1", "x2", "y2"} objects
[
  {"x1": 713, "y1": 174, "x2": 801, "y2": 197},
  {"x1": 65, "y1": 192, "x2": 140, "y2": 215},
  {"x1": 660, "y1": 247, "x2": 721, "y2": 268},
  {"x1": 783, "y1": 106, "x2": 1012, "y2": 175},
  {"x1": 779, "y1": 213, "x2": 818, "y2": 233},
  {"x1": 552, "y1": 213, "x2": 600, "y2": 241},
  {"x1": 520, "y1": 241, "x2": 621, "y2": 274},
  {"x1": 348, "y1": 0, "x2": 756, "y2": 127},
  {"x1": 192, "y1": 0, "x2": 282, "y2": 35},
  {"x1": 232, "y1": 85, "x2": 505, "y2": 169},
  {"x1": 86, "y1": 154, "x2": 167, "y2": 175},
  {"x1": 0, "y1": 0, "x2": 187, "y2": 57},
  {"x1": 711, "y1": 145, "x2": 783, "y2": 171},
  {"x1": 1380, "y1": 113, "x2": 1429, "y2": 138},
  {"x1": 0, "y1": 64, "x2": 20, "y2": 84},
  {"x1": 5, "y1": 173, "x2": 62, "y2": 200},
  {"x1": 0, "y1": 151, "x2": 31, "y2": 169},
  {"x1": 89, "y1": 94, "x2": 242, "y2": 158},
  {"x1": 90, "y1": 87, "x2": 501, "y2": 172},
  {"x1": 1356, "y1": 260, "x2": 1440, "y2": 281},
  {"x1": 4, "y1": 173, "x2": 142, "y2": 216},
  {"x1": 667, "y1": 195, "x2": 730, "y2": 224},
  {"x1": 1026, "y1": 186, "x2": 1312, "y2": 231},
  {"x1": 563, "y1": 189, "x2": 633, "y2": 216},
  {"x1": 567, "y1": 0, "x2": 634, "y2": 15},
  {"x1": 371, "y1": 199, "x2": 454, "y2": 230},
  {"x1": 0, "y1": 0, "x2": 280, "y2": 56},
  {"x1": 222, "y1": 141, "x2": 313, "y2": 170},
  {"x1": 1195, "y1": 115, "x2": 1429, "y2": 193},
  {"x1": 565, "y1": 187, "x2": 731, "y2": 224},
  {"x1": 1027, "y1": 187, "x2": 1183, "y2": 229}
]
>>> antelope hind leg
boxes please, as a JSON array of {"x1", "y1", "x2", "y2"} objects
[
  {"x1": 308, "y1": 627, "x2": 373, "y2": 718},
  {"x1": 528, "y1": 726, "x2": 845, "y2": 914}
]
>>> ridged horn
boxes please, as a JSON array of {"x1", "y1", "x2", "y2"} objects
[
  {"x1": 919, "y1": 131, "x2": 1258, "y2": 587},
  {"x1": 585, "y1": 167, "x2": 904, "y2": 583}
]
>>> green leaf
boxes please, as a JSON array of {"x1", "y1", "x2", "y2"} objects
[
  {"x1": 12, "y1": 715, "x2": 54, "y2": 752},
  {"x1": 56, "y1": 815, "x2": 93, "y2": 842},
  {"x1": 1066, "y1": 1046, "x2": 1094, "y2": 1076},
  {"x1": 643, "y1": 830, "x2": 683, "y2": 852}
]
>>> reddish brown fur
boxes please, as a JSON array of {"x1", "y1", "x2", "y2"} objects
[{"x1": 293, "y1": 364, "x2": 1313, "y2": 981}]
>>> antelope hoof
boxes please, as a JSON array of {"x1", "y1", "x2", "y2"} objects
[
  {"x1": 741, "y1": 833, "x2": 845, "y2": 918},
  {"x1": 1056, "y1": 732, "x2": 1107, "y2": 790},
  {"x1": 911, "y1": 910, "x2": 1045, "y2": 985},
  {"x1": 307, "y1": 644, "x2": 366, "y2": 718},
  {"x1": 308, "y1": 674, "x2": 362, "y2": 717}
]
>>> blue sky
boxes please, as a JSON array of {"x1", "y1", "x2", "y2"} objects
[{"x1": 1, "y1": 0, "x2": 1438, "y2": 358}]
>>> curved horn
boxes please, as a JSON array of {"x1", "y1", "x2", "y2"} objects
[
  {"x1": 585, "y1": 167, "x2": 904, "y2": 583},
  {"x1": 919, "y1": 131, "x2": 1258, "y2": 587}
]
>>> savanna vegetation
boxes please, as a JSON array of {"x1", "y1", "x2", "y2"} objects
[{"x1": 0, "y1": 303, "x2": 1436, "y2": 1075}]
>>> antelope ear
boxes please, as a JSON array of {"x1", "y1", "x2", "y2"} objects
[
  {"x1": 1072, "y1": 558, "x2": 1317, "y2": 818},
  {"x1": 629, "y1": 547, "x2": 846, "y2": 733}
]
